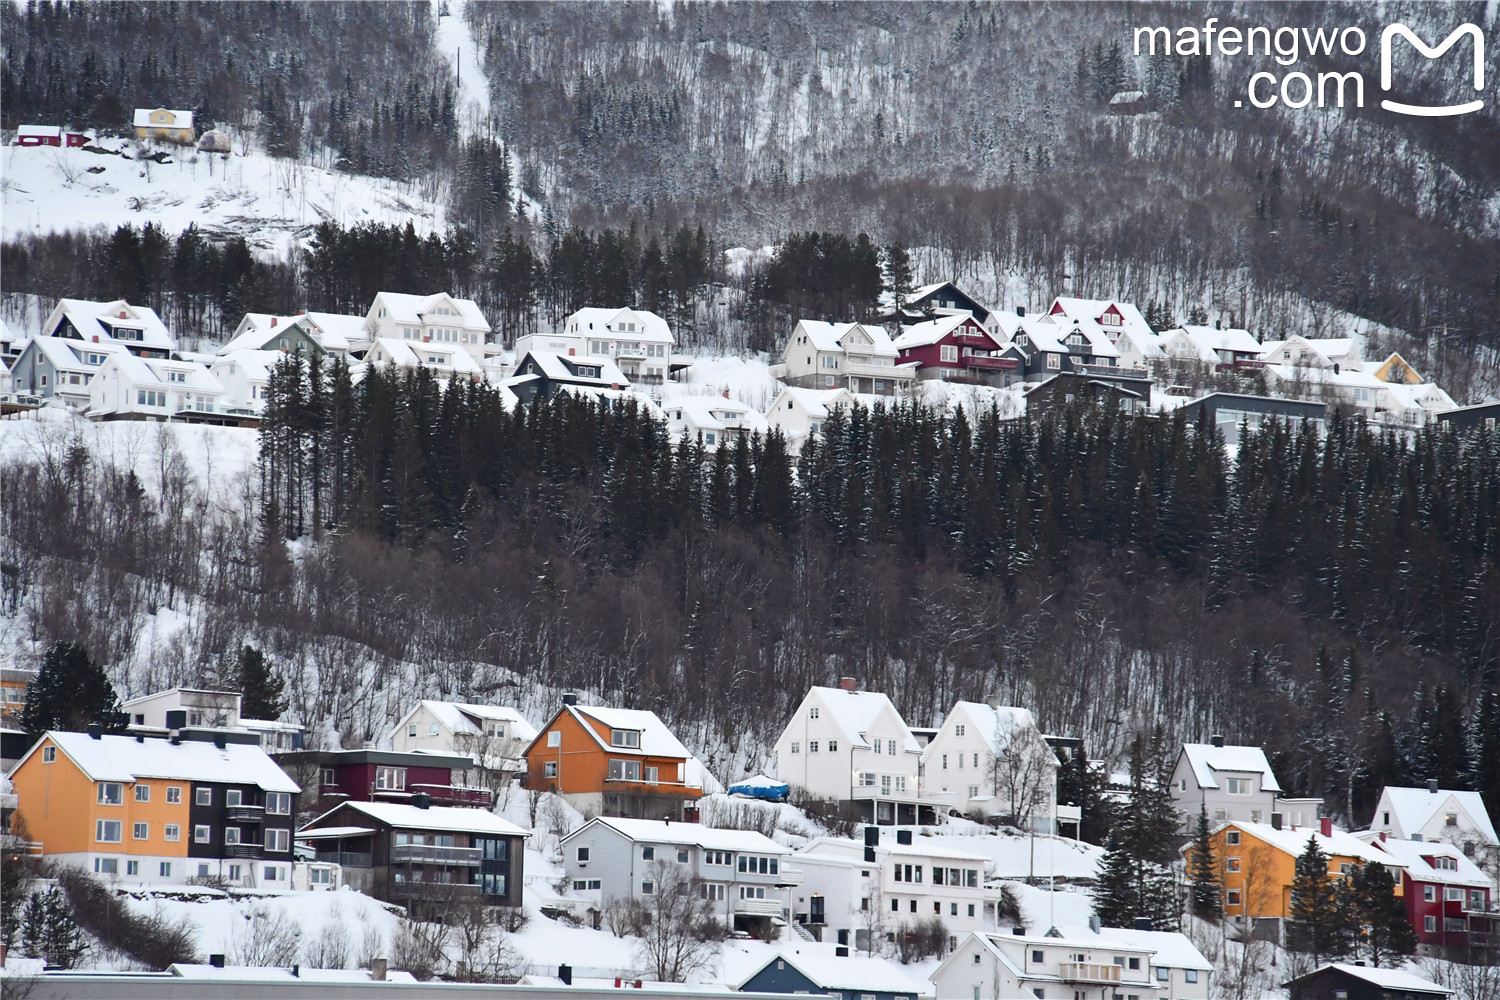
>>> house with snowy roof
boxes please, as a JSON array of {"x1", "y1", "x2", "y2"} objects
[
  {"x1": 505, "y1": 350, "x2": 633, "y2": 404},
  {"x1": 86, "y1": 352, "x2": 238, "y2": 424},
  {"x1": 933, "y1": 924, "x2": 1210, "y2": 1000},
  {"x1": 41, "y1": 298, "x2": 175, "y2": 358},
  {"x1": 1257, "y1": 335, "x2": 1361, "y2": 370},
  {"x1": 1284, "y1": 964, "x2": 1452, "y2": 1000},
  {"x1": 921, "y1": 702, "x2": 1056, "y2": 830},
  {"x1": 556, "y1": 307, "x2": 677, "y2": 385},
  {"x1": 733, "y1": 945, "x2": 930, "y2": 1000},
  {"x1": 764, "y1": 385, "x2": 858, "y2": 453},
  {"x1": 7, "y1": 729, "x2": 300, "y2": 890},
  {"x1": 1263, "y1": 363, "x2": 1455, "y2": 429},
  {"x1": 362, "y1": 291, "x2": 492, "y2": 360},
  {"x1": 773, "y1": 679, "x2": 945, "y2": 825},
  {"x1": 363, "y1": 336, "x2": 483, "y2": 383},
  {"x1": 665, "y1": 394, "x2": 771, "y2": 450},
  {"x1": 1161, "y1": 325, "x2": 1263, "y2": 367},
  {"x1": 209, "y1": 350, "x2": 282, "y2": 413},
  {"x1": 1368, "y1": 784, "x2": 1497, "y2": 854},
  {"x1": 1047, "y1": 296, "x2": 1155, "y2": 343},
  {"x1": 1362, "y1": 834, "x2": 1496, "y2": 950},
  {"x1": 134, "y1": 107, "x2": 195, "y2": 144},
  {"x1": 1168, "y1": 738, "x2": 1287, "y2": 831},
  {"x1": 221, "y1": 311, "x2": 361, "y2": 359},
  {"x1": 522, "y1": 696, "x2": 704, "y2": 820},
  {"x1": 9, "y1": 336, "x2": 127, "y2": 408},
  {"x1": 562, "y1": 816, "x2": 795, "y2": 936},
  {"x1": 892, "y1": 312, "x2": 1018, "y2": 388},
  {"x1": 780, "y1": 320, "x2": 916, "y2": 396},
  {"x1": 388, "y1": 700, "x2": 538, "y2": 788},
  {"x1": 882, "y1": 280, "x2": 994, "y2": 326}
]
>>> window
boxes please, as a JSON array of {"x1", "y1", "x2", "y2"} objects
[
  {"x1": 133, "y1": 822, "x2": 149, "y2": 840},
  {"x1": 1225, "y1": 890, "x2": 1242, "y2": 906},
  {"x1": 677, "y1": 849, "x2": 689, "y2": 863},
  {"x1": 264, "y1": 866, "x2": 281, "y2": 881},
  {"x1": 1128, "y1": 958, "x2": 1141, "y2": 971},
  {"x1": 1226, "y1": 858, "x2": 1241, "y2": 872},
  {"x1": 96, "y1": 820, "x2": 123, "y2": 843},
  {"x1": 641, "y1": 881, "x2": 655, "y2": 895},
  {"x1": 790, "y1": 741, "x2": 800, "y2": 754},
  {"x1": 229, "y1": 864, "x2": 242, "y2": 881},
  {"x1": 134, "y1": 784, "x2": 151, "y2": 802},
  {"x1": 226, "y1": 789, "x2": 243, "y2": 807},
  {"x1": 1225, "y1": 777, "x2": 1252, "y2": 795},
  {"x1": 319, "y1": 768, "x2": 337, "y2": 787},
  {"x1": 608, "y1": 759, "x2": 643, "y2": 781},
  {"x1": 956, "y1": 725, "x2": 967, "y2": 737},
  {"x1": 809, "y1": 706, "x2": 820, "y2": 719},
  {"x1": 266, "y1": 792, "x2": 291, "y2": 815},
  {"x1": 98, "y1": 783, "x2": 124, "y2": 805},
  {"x1": 544, "y1": 761, "x2": 558, "y2": 778},
  {"x1": 942, "y1": 754, "x2": 949, "y2": 770},
  {"x1": 610, "y1": 729, "x2": 641, "y2": 748},
  {"x1": 1156, "y1": 968, "x2": 1169, "y2": 982},
  {"x1": 1185, "y1": 971, "x2": 1199, "y2": 984},
  {"x1": 165, "y1": 824, "x2": 180, "y2": 842},
  {"x1": 1425, "y1": 915, "x2": 1436, "y2": 932},
  {"x1": 940, "y1": 345, "x2": 959, "y2": 363},
  {"x1": 160, "y1": 862, "x2": 172, "y2": 877},
  {"x1": 881, "y1": 774, "x2": 891, "y2": 795},
  {"x1": 828, "y1": 740, "x2": 838, "y2": 752},
  {"x1": 1445, "y1": 887, "x2": 1465, "y2": 901},
  {"x1": 266, "y1": 829, "x2": 289, "y2": 852},
  {"x1": 375, "y1": 767, "x2": 406, "y2": 791},
  {"x1": 94, "y1": 858, "x2": 118, "y2": 875},
  {"x1": 408, "y1": 724, "x2": 418, "y2": 737},
  {"x1": 809, "y1": 740, "x2": 819, "y2": 753},
  {"x1": 194, "y1": 825, "x2": 211, "y2": 844},
  {"x1": 225, "y1": 827, "x2": 241, "y2": 845},
  {"x1": 887, "y1": 739, "x2": 896, "y2": 755},
  {"x1": 642, "y1": 846, "x2": 656, "y2": 861},
  {"x1": 195, "y1": 788, "x2": 212, "y2": 806},
  {"x1": 546, "y1": 730, "x2": 562, "y2": 748},
  {"x1": 1047, "y1": 354, "x2": 1061, "y2": 369},
  {"x1": 576, "y1": 847, "x2": 591, "y2": 863},
  {"x1": 43, "y1": 746, "x2": 56, "y2": 763},
  {"x1": 574, "y1": 879, "x2": 603, "y2": 891},
  {"x1": 1226, "y1": 830, "x2": 1240, "y2": 846}
]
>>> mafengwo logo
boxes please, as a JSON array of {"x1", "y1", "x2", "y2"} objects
[{"x1": 1132, "y1": 18, "x2": 1487, "y2": 115}]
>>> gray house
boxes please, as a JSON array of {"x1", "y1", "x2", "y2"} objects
[
  {"x1": 1168, "y1": 738, "x2": 1284, "y2": 832},
  {"x1": 733, "y1": 947, "x2": 930, "y2": 1000},
  {"x1": 562, "y1": 817, "x2": 799, "y2": 937}
]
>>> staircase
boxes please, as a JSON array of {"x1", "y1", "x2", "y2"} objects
[{"x1": 791, "y1": 923, "x2": 818, "y2": 942}]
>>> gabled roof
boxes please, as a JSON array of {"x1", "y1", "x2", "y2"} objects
[
  {"x1": 802, "y1": 686, "x2": 920, "y2": 753},
  {"x1": 211, "y1": 349, "x2": 283, "y2": 382},
  {"x1": 1164, "y1": 326, "x2": 1261, "y2": 361},
  {"x1": 1048, "y1": 297, "x2": 1154, "y2": 338},
  {"x1": 1216, "y1": 820, "x2": 1405, "y2": 867},
  {"x1": 10, "y1": 731, "x2": 299, "y2": 792},
  {"x1": 735, "y1": 947, "x2": 930, "y2": 994},
  {"x1": 1377, "y1": 786, "x2": 1497, "y2": 844},
  {"x1": 1180, "y1": 743, "x2": 1282, "y2": 792},
  {"x1": 370, "y1": 292, "x2": 491, "y2": 332},
  {"x1": 394, "y1": 700, "x2": 539, "y2": 745},
  {"x1": 1293, "y1": 964, "x2": 1451, "y2": 997},
  {"x1": 1056, "y1": 318, "x2": 1123, "y2": 358},
  {"x1": 368, "y1": 337, "x2": 482, "y2": 376},
  {"x1": 565, "y1": 307, "x2": 674, "y2": 345},
  {"x1": 537, "y1": 704, "x2": 693, "y2": 760},
  {"x1": 793, "y1": 321, "x2": 898, "y2": 359},
  {"x1": 300, "y1": 312, "x2": 364, "y2": 352},
  {"x1": 1012, "y1": 316, "x2": 1069, "y2": 355},
  {"x1": 1048, "y1": 924, "x2": 1213, "y2": 970},
  {"x1": 1362, "y1": 836, "x2": 1492, "y2": 888},
  {"x1": 945, "y1": 702, "x2": 1042, "y2": 758},
  {"x1": 1114, "y1": 326, "x2": 1167, "y2": 359},
  {"x1": 513, "y1": 350, "x2": 629, "y2": 387},
  {"x1": 24, "y1": 335, "x2": 124, "y2": 372},
  {"x1": 770, "y1": 386, "x2": 857, "y2": 420},
  {"x1": 134, "y1": 108, "x2": 194, "y2": 129},
  {"x1": 218, "y1": 315, "x2": 325, "y2": 355},
  {"x1": 102, "y1": 353, "x2": 224, "y2": 396},
  {"x1": 43, "y1": 298, "x2": 174, "y2": 351},
  {"x1": 891, "y1": 312, "x2": 994, "y2": 350},
  {"x1": 667, "y1": 395, "x2": 770, "y2": 436},
  {"x1": 563, "y1": 816, "x2": 788, "y2": 853},
  {"x1": 304, "y1": 799, "x2": 528, "y2": 837}
]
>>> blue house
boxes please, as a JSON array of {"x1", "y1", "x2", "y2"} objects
[{"x1": 733, "y1": 948, "x2": 929, "y2": 1000}]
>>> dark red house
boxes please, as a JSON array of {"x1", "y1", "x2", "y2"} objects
[
  {"x1": 15, "y1": 125, "x2": 88, "y2": 147},
  {"x1": 1370, "y1": 836, "x2": 1496, "y2": 952},
  {"x1": 273, "y1": 748, "x2": 492, "y2": 817},
  {"x1": 891, "y1": 312, "x2": 1017, "y2": 387}
]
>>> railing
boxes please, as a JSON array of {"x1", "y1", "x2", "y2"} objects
[
  {"x1": 952, "y1": 332, "x2": 996, "y2": 347},
  {"x1": 1071, "y1": 362, "x2": 1150, "y2": 380},
  {"x1": 390, "y1": 843, "x2": 482, "y2": 865},
  {"x1": 225, "y1": 805, "x2": 265, "y2": 823},
  {"x1": 1462, "y1": 900, "x2": 1500, "y2": 915},
  {"x1": 408, "y1": 783, "x2": 494, "y2": 808},
  {"x1": 225, "y1": 843, "x2": 262, "y2": 859},
  {"x1": 601, "y1": 777, "x2": 703, "y2": 796},
  {"x1": 315, "y1": 851, "x2": 372, "y2": 869},
  {"x1": 844, "y1": 359, "x2": 906, "y2": 380},
  {"x1": 773, "y1": 866, "x2": 804, "y2": 887},
  {"x1": 733, "y1": 897, "x2": 785, "y2": 917},
  {"x1": 1058, "y1": 963, "x2": 1122, "y2": 984},
  {"x1": 393, "y1": 880, "x2": 482, "y2": 900},
  {"x1": 964, "y1": 355, "x2": 1018, "y2": 371}
]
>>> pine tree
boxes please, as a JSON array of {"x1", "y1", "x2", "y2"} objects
[
  {"x1": 1092, "y1": 832, "x2": 1139, "y2": 927},
  {"x1": 19, "y1": 642, "x2": 123, "y2": 740},
  {"x1": 1289, "y1": 835, "x2": 1352, "y2": 964},
  {"x1": 236, "y1": 645, "x2": 286, "y2": 721},
  {"x1": 1187, "y1": 806, "x2": 1222, "y2": 921},
  {"x1": 1348, "y1": 860, "x2": 1416, "y2": 967},
  {"x1": 1471, "y1": 688, "x2": 1500, "y2": 826}
]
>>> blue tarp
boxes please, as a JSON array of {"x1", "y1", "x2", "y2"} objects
[{"x1": 727, "y1": 774, "x2": 789, "y2": 801}]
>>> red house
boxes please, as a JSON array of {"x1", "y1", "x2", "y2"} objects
[
  {"x1": 891, "y1": 312, "x2": 1018, "y2": 387},
  {"x1": 272, "y1": 748, "x2": 493, "y2": 814},
  {"x1": 15, "y1": 125, "x2": 87, "y2": 147},
  {"x1": 1370, "y1": 836, "x2": 1496, "y2": 951}
]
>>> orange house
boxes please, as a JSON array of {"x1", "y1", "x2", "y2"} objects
[
  {"x1": 1194, "y1": 819, "x2": 1406, "y2": 921},
  {"x1": 0, "y1": 667, "x2": 35, "y2": 725},
  {"x1": 7, "y1": 729, "x2": 300, "y2": 888},
  {"x1": 523, "y1": 700, "x2": 703, "y2": 820}
]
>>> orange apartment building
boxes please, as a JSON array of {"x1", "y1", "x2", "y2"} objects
[
  {"x1": 1199, "y1": 818, "x2": 1407, "y2": 922},
  {"x1": 7, "y1": 728, "x2": 301, "y2": 889},
  {"x1": 522, "y1": 697, "x2": 703, "y2": 820}
]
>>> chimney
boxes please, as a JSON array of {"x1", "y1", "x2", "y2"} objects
[
  {"x1": 722, "y1": 389, "x2": 730, "y2": 399},
  {"x1": 559, "y1": 964, "x2": 572, "y2": 986},
  {"x1": 1379, "y1": 832, "x2": 1387, "y2": 842},
  {"x1": 1133, "y1": 917, "x2": 1154, "y2": 931},
  {"x1": 1320, "y1": 817, "x2": 1333, "y2": 837},
  {"x1": 412, "y1": 792, "x2": 432, "y2": 810},
  {"x1": 271, "y1": 317, "x2": 278, "y2": 328},
  {"x1": 291, "y1": 965, "x2": 299, "y2": 978},
  {"x1": 896, "y1": 830, "x2": 913, "y2": 846},
  {"x1": 1427, "y1": 779, "x2": 1439, "y2": 793},
  {"x1": 1214, "y1": 320, "x2": 1221, "y2": 330},
  {"x1": 135, "y1": 734, "x2": 145, "y2": 743},
  {"x1": 1088, "y1": 915, "x2": 1102, "y2": 933},
  {"x1": 92, "y1": 335, "x2": 100, "y2": 343},
  {"x1": 839, "y1": 677, "x2": 857, "y2": 692},
  {"x1": 213, "y1": 733, "x2": 227, "y2": 750},
  {"x1": 1271, "y1": 813, "x2": 1283, "y2": 831},
  {"x1": 1211, "y1": 734, "x2": 1225, "y2": 748},
  {"x1": 88, "y1": 723, "x2": 102, "y2": 740},
  {"x1": 562, "y1": 692, "x2": 579, "y2": 707},
  {"x1": 209, "y1": 954, "x2": 226, "y2": 968},
  {"x1": 1016, "y1": 306, "x2": 1025, "y2": 317},
  {"x1": 1013, "y1": 927, "x2": 1026, "y2": 935},
  {"x1": 568, "y1": 347, "x2": 576, "y2": 356},
  {"x1": 371, "y1": 958, "x2": 387, "y2": 982}
]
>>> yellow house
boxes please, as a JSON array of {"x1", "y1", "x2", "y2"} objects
[
  {"x1": 1192, "y1": 819, "x2": 1406, "y2": 920},
  {"x1": 1369, "y1": 352, "x2": 1425, "y2": 385},
  {"x1": 133, "y1": 108, "x2": 195, "y2": 145},
  {"x1": 7, "y1": 729, "x2": 300, "y2": 888},
  {"x1": 0, "y1": 667, "x2": 35, "y2": 725}
]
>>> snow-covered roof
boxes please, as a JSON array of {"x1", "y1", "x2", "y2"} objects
[
  {"x1": 565, "y1": 307, "x2": 674, "y2": 345},
  {"x1": 793, "y1": 320, "x2": 898, "y2": 359},
  {"x1": 1221, "y1": 820, "x2": 1405, "y2": 867},
  {"x1": 567, "y1": 816, "x2": 789, "y2": 853},
  {"x1": 368, "y1": 337, "x2": 483, "y2": 376},
  {"x1": 892, "y1": 312, "x2": 994, "y2": 350},
  {"x1": 134, "y1": 108, "x2": 194, "y2": 129},
  {"x1": 1179, "y1": 324, "x2": 1261, "y2": 356},
  {"x1": 43, "y1": 298, "x2": 175, "y2": 351},
  {"x1": 804, "y1": 686, "x2": 920, "y2": 753},
  {"x1": 300, "y1": 312, "x2": 363, "y2": 352},
  {"x1": 1049, "y1": 924, "x2": 1213, "y2": 970},
  {"x1": 1181, "y1": 743, "x2": 1282, "y2": 792},
  {"x1": 1362, "y1": 836, "x2": 1492, "y2": 888},
  {"x1": 1378, "y1": 786, "x2": 1497, "y2": 844},
  {"x1": 399, "y1": 700, "x2": 538, "y2": 744},
  {"x1": 514, "y1": 350, "x2": 630, "y2": 387},
  {"x1": 570, "y1": 705, "x2": 693, "y2": 760},
  {"x1": 370, "y1": 292, "x2": 490, "y2": 332},
  {"x1": 168, "y1": 964, "x2": 418, "y2": 984},
  {"x1": 103, "y1": 353, "x2": 224, "y2": 396},
  {"x1": 1048, "y1": 297, "x2": 1153, "y2": 338},
  {"x1": 1312, "y1": 964, "x2": 1452, "y2": 996},
  {"x1": 772, "y1": 386, "x2": 857, "y2": 420},
  {"x1": 667, "y1": 395, "x2": 771, "y2": 436},
  {"x1": 211, "y1": 349, "x2": 282, "y2": 382},
  {"x1": 17, "y1": 125, "x2": 62, "y2": 138},
  {"x1": 1056, "y1": 318, "x2": 1123, "y2": 358},
  {"x1": 218, "y1": 315, "x2": 325, "y2": 355},
  {"x1": 25, "y1": 335, "x2": 125, "y2": 372},
  {"x1": 306, "y1": 800, "x2": 528, "y2": 837},
  {"x1": 1260, "y1": 336, "x2": 1359, "y2": 366},
  {"x1": 949, "y1": 702, "x2": 1040, "y2": 757},
  {"x1": 735, "y1": 948, "x2": 929, "y2": 994},
  {"x1": 11, "y1": 731, "x2": 299, "y2": 793},
  {"x1": 1114, "y1": 326, "x2": 1167, "y2": 360},
  {"x1": 1110, "y1": 90, "x2": 1147, "y2": 104},
  {"x1": 800, "y1": 835, "x2": 990, "y2": 863},
  {"x1": 1012, "y1": 316, "x2": 1069, "y2": 355}
]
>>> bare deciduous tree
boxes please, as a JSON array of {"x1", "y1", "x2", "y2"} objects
[{"x1": 633, "y1": 859, "x2": 727, "y2": 982}]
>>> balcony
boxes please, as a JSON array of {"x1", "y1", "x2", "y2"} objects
[
  {"x1": 1071, "y1": 362, "x2": 1150, "y2": 381},
  {"x1": 1058, "y1": 963, "x2": 1122, "y2": 984},
  {"x1": 733, "y1": 897, "x2": 785, "y2": 917},
  {"x1": 602, "y1": 777, "x2": 703, "y2": 798},
  {"x1": 408, "y1": 783, "x2": 494, "y2": 808},
  {"x1": 225, "y1": 843, "x2": 262, "y2": 859},
  {"x1": 225, "y1": 804, "x2": 265, "y2": 823},
  {"x1": 963, "y1": 355, "x2": 1018, "y2": 371},
  {"x1": 774, "y1": 866, "x2": 804, "y2": 887},
  {"x1": 390, "y1": 843, "x2": 482, "y2": 865},
  {"x1": 315, "y1": 851, "x2": 372, "y2": 869},
  {"x1": 845, "y1": 359, "x2": 911, "y2": 381},
  {"x1": 393, "y1": 880, "x2": 483, "y2": 901},
  {"x1": 1462, "y1": 900, "x2": 1500, "y2": 916}
]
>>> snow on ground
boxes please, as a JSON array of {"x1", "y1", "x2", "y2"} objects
[
  {"x1": 433, "y1": 1, "x2": 489, "y2": 130},
  {"x1": 1, "y1": 138, "x2": 448, "y2": 256},
  {"x1": 914, "y1": 830, "x2": 1104, "y2": 881},
  {"x1": 661, "y1": 355, "x2": 782, "y2": 412}
]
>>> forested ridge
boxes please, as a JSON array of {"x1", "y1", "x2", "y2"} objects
[{"x1": 4, "y1": 357, "x2": 1497, "y2": 826}]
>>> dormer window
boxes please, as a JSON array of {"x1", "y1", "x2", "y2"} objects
[{"x1": 610, "y1": 729, "x2": 641, "y2": 749}]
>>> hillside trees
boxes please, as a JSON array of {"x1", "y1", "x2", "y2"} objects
[{"x1": 19, "y1": 642, "x2": 125, "y2": 739}]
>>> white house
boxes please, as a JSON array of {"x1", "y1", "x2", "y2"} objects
[
  {"x1": 505, "y1": 350, "x2": 635, "y2": 404},
  {"x1": 388, "y1": 700, "x2": 538, "y2": 787},
  {"x1": 1047, "y1": 297, "x2": 1156, "y2": 343},
  {"x1": 41, "y1": 298, "x2": 175, "y2": 358},
  {"x1": 209, "y1": 350, "x2": 281, "y2": 413},
  {"x1": 10, "y1": 336, "x2": 127, "y2": 407},
  {"x1": 1263, "y1": 364, "x2": 1455, "y2": 429},
  {"x1": 931, "y1": 925, "x2": 1212, "y2": 1000},
  {"x1": 121, "y1": 687, "x2": 304, "y2": 753},
  {"x1": 1368, "y1": 785, "x2": 1498, "y2": 857},
  {"x1": 222, "y1": 312, "x2": 360, "y2": 358},
  {"x1": 780, "y1": 320, "x2": 916, "y2": 396},
  {"x1": 550, "y1": 307, "x2": 676, "y2": 385},
  {"x1": 561, "y1": 816, "x2": 796, "y2": 936},
  {"x1": 774, "y1": 680, "x2": 946, "y2": 825},
  {"x1": 1160, "y1": 325, "x2": 1263, "y2": 365},
  {"x1": 362, "y1": 292, "x2": 492, "y2": 359},
  {"x1": 764, "y1": 385, "x2": 858, "y2": 453},
  {"x1": 86, "y1": 353, "x2": 228, "y2": 422},
  {"x1": 1168, "y1": 739, "x2": 1283, "y2": 831},
  {"x1": 793, "y1": 832, "x2": 994, "y2": 951},
  {"x1": 1257, "y1": 335, "x2": 1361, "y2": 371},
  {"x1": 363, "y1": 337, "x2": 483, "y2": 382},
  {"x1": 1113, "y1": 327, "x2": 1169, "y2": 371},
  {"x1": 921, "y1": 702, "x2": 1056, "y2": 830},
  {"x1": 664, "y1": 394, "x2": 770, "y2": 449}
]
